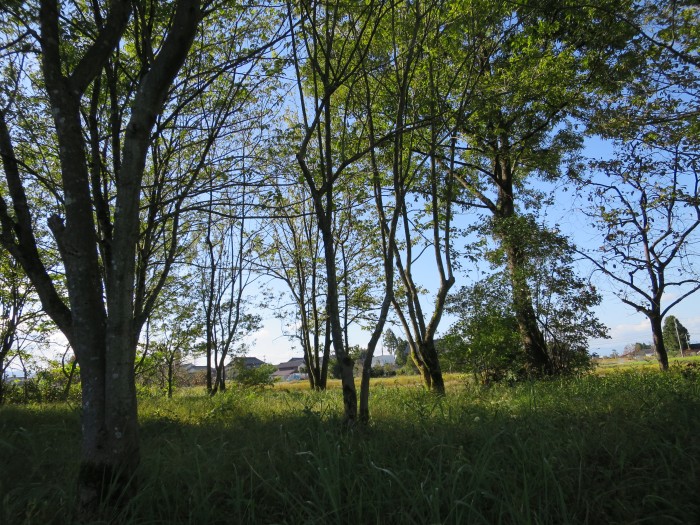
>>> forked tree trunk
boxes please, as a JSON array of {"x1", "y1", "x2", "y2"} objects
[
  {"x1": 409, "y1": 340, "x2": 445, "y2": 395},
  {"x1": 422, "y1": 341, "x2": 445, "y2": 395},
  {"x1": 410, "y1": 343, "x2": 432, "y2": 389},
  {"x1": 36, "y1": 0, "x2": 200, "y2": 517}
]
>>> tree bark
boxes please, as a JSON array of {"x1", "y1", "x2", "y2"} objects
[
  {"x1": 502, "y1": 241, "x2": 553, "y2": 376},
  {"x1": 318, "y1": 212, "x2": 357, "y2": 422},
  {"x1": 492, "y1": 150, "x2": 553, "y2": 376},
  {"x1": 650, "y1": 314, "x2": 669, "y2": 371}
]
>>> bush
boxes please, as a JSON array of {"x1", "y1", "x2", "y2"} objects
[
  {"x1": 233, "y1": 363, "x2": 277, "y2": 389},
  {"x1": 3, "y1": 363, "x2": 81, "y2": 404},
  {"x1": 369, "y1": 364, "x2": 396, "y2": 378}
]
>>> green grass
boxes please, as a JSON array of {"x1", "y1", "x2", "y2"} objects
[
  {"x1": 594, "y1": 355, "x2": 700, "y2": 372},
  {"x1": 2, "y1": 368, "x2": 699, "y2": 524}
]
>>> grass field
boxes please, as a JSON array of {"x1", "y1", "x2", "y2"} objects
[
  {"x1": 594, "y1": 355, "x2": 700, "y2": 372},
  {"x1": 1, "y1": 367, "x2": 699, "y2": 524}
]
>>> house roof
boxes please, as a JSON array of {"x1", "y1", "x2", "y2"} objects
[
  {"x1": 182, "y1": 363, "x2": 208, "y2": 373},
  {"x1": 275, "y1": 357, "x2": 306, "y2": 370},
  {"x1": 234, "y1": 356, "x2": 265, "y2": 367}
]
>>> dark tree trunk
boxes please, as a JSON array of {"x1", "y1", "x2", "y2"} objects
[
  {"x1": 15, "y1": 0, "x2": 202, "y2": 518},
  {"x1": 421, "y1": 340, "x2": 445, "y2": 395},
  {"x1": 503, "y1": 242, "x2": 553, "y2": 376},
  {"x1": 62, "y1": 358, "x2": 78, "y2": 401},
  {"x1": 318, "y1": 212, "x2": 357, "y2": 422},
  {"x1": 76, "y1": 340, "x2": 140, "y2": 518},
  {"x1": 359, "y1": 356, "x2": 373, "y2": 424},
  {"x1": 320, "y1": 325, "x2": 331, "y2": 390},
  {"x1": 167, "y1": 359, "x2": 174, "y2": 398},
  {"x1": 410, "y1": 343, "x2": 432, "y2": 389},
  {"x1": 650, "y1": 314, "x2": 669, "y2": 371},
  {"x1": 0, "y1": 336, "x2": 12, "y2": 405},
  {"x1": 409, "y1": 340, "x2": 445, "y2": 395},
  {"x1": 491, "y1": 152, "x2": 552, "y2": 377},
  {"x1": 206, "y1": 336, "x2": 214, "y2": 394},
  {"x1": 359, "y1": 292, "x2": 394, "y2": 423}
]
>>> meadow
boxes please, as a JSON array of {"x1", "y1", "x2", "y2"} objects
[{"x1": 1, "y1": 366, "x2": 699, "y2": 524}]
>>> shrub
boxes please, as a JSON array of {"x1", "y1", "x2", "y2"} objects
[
  {"x1": 233, "y1": 363, "x2": 277, "y2": 389},
  {"x1": 3, "y1": 363, "x2": 81, "y2": 404}
]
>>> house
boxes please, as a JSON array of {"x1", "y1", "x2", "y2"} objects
[
  {"x1": 182, "y1": 363, "x2": 209, "y2": 375},
  {"x1": 372, "y1": 354, "x2": 395, "y2": 367},
  {"x1": 273, "y1": 357, "x2": 307, "y2": 381},
  {"x1": 227, "y1": 356, "x2": 266, "y2": 374}
]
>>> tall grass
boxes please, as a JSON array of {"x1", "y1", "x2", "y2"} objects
[{"x1": 1, "y1": 368, "x2": 699, "y2": 523}]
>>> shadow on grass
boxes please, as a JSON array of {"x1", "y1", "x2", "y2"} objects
[{"x1": 2, "y1": 372, "x2": 700, "y2": 524}]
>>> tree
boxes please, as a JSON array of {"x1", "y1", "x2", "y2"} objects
[
  {"x1": 580, "y1": 143, "x2": 700, "y2": 370},
  {"x1": 286, "y1": 0, "x2": 393, "y2": 421},
  {"x1": 382, "y1": 329, "x2": 399, "y2": 356},
  {"x1": 0, "y1": 246, "x2": 49, "y2": 404},
  {"x1": 258, "y1": 179, "x2": 332, "y2": 390},
  {"x1": 136, "y1": 281, "x2": 202, "y2": 398},
  {"x1": 446, "y1": 277, "x2": 522, "y2": 383},
  {"x1": 199, "y1": 179, "x2": 263, "y2": 395},
  {"x1": 356, "y1": 0, "x2": 478, "y2": 396},
  {"x1": 447, "y1": 226, "x2": 607, "y2": 379},
  {"x1": 0, "y1": 0, "x2": 202, "y2": 512},
  {"x1": 351, "y1": 0, "x2": 440, "y2": 413},
  {"x1": 527, "y1": 228, "x2": 608, "y2": 374},
  {"x1": 258, "y1": 150, "x2": 382, "y2": 392},
  {"x1": 449, "y1": 0, "x2": 634, "y2": 375},
  {"x1": 580, "y1": 0, "x2": 699, "y2": 371},
  {"x1": 662, "y1": 316, "x2": 690, "y2": 357},
  {"x1": 0, "y1": 0, "x2": 280, "y2": 513},
  {"x1": 231, "y1": 359, "x2": 276, "y2": 389}
]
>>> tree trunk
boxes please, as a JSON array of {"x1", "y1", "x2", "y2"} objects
[
  {"x1": 62, "y1": 358, "x2": 78, "y2": 401},
  {"x1": 0, "y1": 338, "x2": 10, "y2": 405},
  {"x1": 320, "y1": 318, "x2": 331, "y2": 390},
  {"x1": 319, "y1": 213, "x2": 357, "y2": 422},
  {"x1": 206, "y1": 335, "x2": 214, "y2": 394},
  {"x1": 651, "y1": 314, "x2": 669, "y2": 371},
  {"x1": 359, "y1": 297, "x2": 392, "y2": 423},
  {"x1": 359, "y1": 355, "x2": 372, "y2": 424},
  {"x1": 77, "y1": 339, "x2": 139, "y2": 518},
  {"x1": 167, "y1": 359, "x2": 174, "y2": 398},
  {"x1": 422, "y1": 340, "x2": 445, "y2": 395},
  {"x1": 412, "y1": 340, "x2": 445, "y2": 395},
  {"x1": 501, "y1": 232, "x2": 553, "y2": 376},
  {"x1": 407, "y1": 343, "x2": 431, "y2": 390}
]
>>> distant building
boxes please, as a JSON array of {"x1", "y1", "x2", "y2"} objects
[
  {"x1": 182, "y1": 363, "x2": 209, "y2": 375},
  {"x1": 621, "y1": 343, "x2": 654, "y2": 360},
  {"x1": 183, "y1": 357, "x2": 267, "y2": 377},
  {"x1": 228, "y1": 356, "x2": 266, "y2": 372},
  {"x1": 273, "y1": 357, "x2": 307, "y2": 381},
  {"x1": 372, "y1": 354, "x2": 395, "y2": 367}
]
